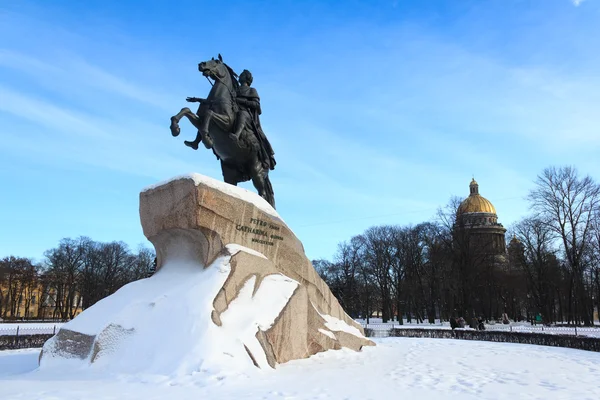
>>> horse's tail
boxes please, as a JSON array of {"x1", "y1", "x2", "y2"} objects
[{"x1": 264, "y1": 175, "x2": 276, "y2": 210}]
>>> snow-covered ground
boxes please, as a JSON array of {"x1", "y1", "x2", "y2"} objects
[{"x1": 1, "y1": 338, "x2": 599, "y2": 400}]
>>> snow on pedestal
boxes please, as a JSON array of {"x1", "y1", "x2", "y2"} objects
[{"x1": 39, "y1": 173, "x2": 373, "y2": 375}]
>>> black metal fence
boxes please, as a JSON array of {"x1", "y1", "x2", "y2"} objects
[
  {"x1": 0, "y1": 333, "x2": 53, "y2": 351},
  {"x1": 0, "y1": 325, "x2": 59, "y2": 336},
  {"x1": 3, "y1": 327, "x2": 600, "y2": 352},
  {"x1": 376, "y1": 328, "x2": 600, "y2": 352},
  {"x1": 0, "y1": 324, "x2": 59, "y2": 351}
]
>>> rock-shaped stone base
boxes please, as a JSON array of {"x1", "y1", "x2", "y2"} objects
[
  {"x1": 40, "y1": 174, "x2": 373, "y2": 370},
  {"x1": 140, "y1": 174, "x2": 374, "y2": 366}
]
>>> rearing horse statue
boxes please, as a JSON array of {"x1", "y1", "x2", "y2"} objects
[{"x1": 169, "y1": 55, "x2": 276, "y2": 208}]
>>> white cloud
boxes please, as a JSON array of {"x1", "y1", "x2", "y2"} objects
[
  {"x1": 0, "y1": 86, "x2": 217, "y2": 180},
  {"x1": 0, "y1": 50, "x2": 176, "y2": 111},
  {"x1": 572, "y1": 0, "x2": 585, "y2": 6}
]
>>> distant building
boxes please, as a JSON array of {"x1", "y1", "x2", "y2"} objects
[
  {"x1": 453, "y1": 178, "x2": 516, "y2": 320},
  {"x1": 0, "y1": 271, "x2": 84, "y2": 320},
  {"x1": 456, "y1": 178, "x2": 507, "y2": 258}
]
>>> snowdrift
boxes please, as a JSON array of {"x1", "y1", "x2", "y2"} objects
[{"x1": 40, "y1": 174, "x2": 373, "y2": 375}]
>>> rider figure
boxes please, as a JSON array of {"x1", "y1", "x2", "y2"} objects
[
  {"x1": 231, "y1": 70, "x2": 260, "y2": 140},
  {"x1": 234, "y1": 70, "x2": 276, "y2": 172}
]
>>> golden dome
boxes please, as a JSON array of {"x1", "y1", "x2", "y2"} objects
[
  {"x1": 458, "y1": 178, "x2": 497, "y2": 214},
  {"x1": 458, "y1": 196, "x2": 497, "y2": 214}
]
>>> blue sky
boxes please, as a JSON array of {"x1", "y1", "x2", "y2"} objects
[{"x1": 1, "y1": 0, "x2": 599, "y2": 263}]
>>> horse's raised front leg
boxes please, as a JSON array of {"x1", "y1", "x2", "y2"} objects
[{"x1": 170, "y1": 107, "x2": 201, "y2": 137}]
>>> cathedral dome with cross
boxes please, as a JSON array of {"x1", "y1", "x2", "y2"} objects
[
  {"x1": 456, "y1": 178, "x2": 506, "y2": 255},
  {"x1": 458, "y1": 178, "x2": 497, "y2": 216}
]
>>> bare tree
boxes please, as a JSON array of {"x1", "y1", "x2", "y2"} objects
[
  {"x1": 44, "y1": 237, "x2": 87, "y2": 320},
  {"x1": 19, "y1": 260, "x2": 40, "y2": 319},
  {"x1": 418, "y1": 222, "x2": 452, "y2": 322},
  {"x1": 589, "y1": 213, "x2": 600, "y2": 323},
  {"x1": 528, "y1": 166, "x2": 600, "y2": 325},
  {"x1": 389, "y1": 227, "x2": 407, "y2": 324},
  {"x1": 513, "y1": 217, "x2": 561, "y2": 323},
  {"x1": 130, "y1": 246, "x2": 156, "y2": 281},
  {"x1": 309, "y1": 166, "x2": 600, "y2": 327},
  {"x1": 0, "y1": 257, "x2": 39, "y2": 319},
  {"x1": 359, "y1": 226, "x2": 395, "y2": 322}
]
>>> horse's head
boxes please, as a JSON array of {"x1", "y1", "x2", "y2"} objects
[{"x1": 198, "y1": 56, "x2": 227, "y2": 80}]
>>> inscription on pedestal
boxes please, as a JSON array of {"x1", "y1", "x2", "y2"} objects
[{"x1": 236, "y1": 217, "x2": 283, "y2": 246}]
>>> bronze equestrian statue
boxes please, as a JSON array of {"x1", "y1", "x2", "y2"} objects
[{"x1": 170, "y1": 55, "x2": 276, "y2": 208}]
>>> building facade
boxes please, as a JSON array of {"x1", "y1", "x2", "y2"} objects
[
  {"x1": 0, "y1": 278, "x2": 83, "y2": 320},
  {"x1": 456, "y1": 178, "x2": 507, "y2": 257}
]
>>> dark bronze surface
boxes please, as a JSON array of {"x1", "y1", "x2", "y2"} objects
[{"x1": 170, "y1": 55, "x2": 276, "y2": 208}]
